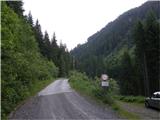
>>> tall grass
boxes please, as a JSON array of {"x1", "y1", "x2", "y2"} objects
[
  {"x1": 114, "y1": 95, "x2": 145, "y2": 103},
  {"x1": 69, "y1": 71, "x2": 118, "y2": 105}
]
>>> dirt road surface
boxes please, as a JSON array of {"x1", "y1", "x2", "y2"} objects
[{"x1": 10, "y1": 79, "x2": 119, "y2": 119}]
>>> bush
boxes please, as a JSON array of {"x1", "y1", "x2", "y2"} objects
[
  {"x1": 69, "y1": 71, "x2": 118, "y2": 105},
  {"x1": 115, "y1": 95, "x2": 145, "y2": 103},
  {"x1": 108, "y1": 78, "x2": 120, "y2": 95}
]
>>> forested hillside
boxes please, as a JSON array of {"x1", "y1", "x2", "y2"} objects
[
  {"x1": 1, "y1": 1, "x2": 72, "y2": 118},
  {"x1": 71, "y1": 1, "x2": 160, "y2": 96}
]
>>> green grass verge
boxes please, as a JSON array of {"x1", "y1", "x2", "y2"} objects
[
  {"x1": 69, "y1": 71, "x2": 141, "y2": 119},
  {"x1": 112, "y1": 101, "x2": 141, "y2": 120},
  {"x1": 29, "y1": 78, "x2": 56, "y2": 96},
  {"x1": 6, "y1": 78, "x2": 56, "y2": 119},
  {"x1": 114, "y1": 95, "x2": 145, "y2": 103}
]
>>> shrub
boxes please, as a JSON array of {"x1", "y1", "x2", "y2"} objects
[
  {"x1": 69, "y1": 71, "x2": 117, "y2": 105},
  {"x1": 115, "y1": 95, "x2": 145, "y2": 103}
]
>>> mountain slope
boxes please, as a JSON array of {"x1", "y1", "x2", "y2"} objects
[{"x1": 71, "y1": 1, "x2": 160, "y2": 77}]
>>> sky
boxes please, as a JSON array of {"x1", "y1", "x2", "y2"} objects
[{"x1": 23, "y1": 0, "x2": 147, "y2": 50}]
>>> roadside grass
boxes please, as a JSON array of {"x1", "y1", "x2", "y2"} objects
[
  {"x1": 69, "y1": 71, "x2": 141, "y2": 119},
  {"x1": 69, "y1": 71, "x2": 114, "y2": 104},
  {"x1": 114, "y1": 95, "x2": 145, "y2": 103},
  {"x1": 29, "y1": 78, "x2": 56, "y2": 96},
  {"x1": 7, "y1": 78, "x2": 56, "y2": 119},
  {"x1": 113, "y1": 101, "x2": 141, "y2": 120},
  {"x1": 114, "y1": 95, "x2": 145, "y2": 115}
]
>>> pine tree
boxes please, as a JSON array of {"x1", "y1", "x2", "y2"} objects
[
  {"x1": 27, "y1": 11, "x2": 33, "y2": 26},
  {"x1": 51, "y1": 32, "x2": 58, "y2": 47},
  {"x1": 144, "y1": 11, "x2": 159, "y2": 95},
  {"x1": 34, "y1": 20, "x2": 45, "y2": 55},
  {"x1": 43, "y1": 31, "x2": 51, "y2": 59},
  {"x1": 50, "y1": 32, "x2": 59, "y2": 66},
  {"x1": 134, "y1": 20, "x2": 148, "y2": 96},
  {"x1": 119, "y1": 51, "x2": 134, "y2": 95},
  {"x1": 134, "y1": 10, "x2": 160, "y2": 96},
  {"x1": 59, "y1": 54, "x2": 66, "y2": 77},
  {"x1": 6, "y1": 1, "x2": 24, "y2": 16}
]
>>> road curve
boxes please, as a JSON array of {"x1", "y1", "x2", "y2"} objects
[{"x1": 10, "y1": 78, "x2": 119, "y2": 119}]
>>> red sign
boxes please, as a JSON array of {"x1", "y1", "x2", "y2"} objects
[{"x1": 101, "y1": 74, "x2": 108, "y2": 81}]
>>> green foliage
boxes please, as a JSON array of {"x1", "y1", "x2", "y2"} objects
[
  {"x1": 71, "y1": 2, "x2": 159, "y2": 96},
  {"x1": 108, "y1": 78, "x2": 120, "y2": 95},
  {"x1": 2, "y1": 1, "x2": 72, "y2": 119},
  {"x1": 6, "y1": 1, "x2": 24, "y2": 16},
  {"x1": 115, "y1": 96, "x2": 145, "y2": 103},
  {"x1": 69, "y1": 71, "x2": 119, "y2": 105},
  {"x1": 134, "y1": 10, "x2": 160, "y2": 96},
  {"x1": 29, "y1": 79, "x2": 56, "y2": 97},
  {"x1": 33, "y1": 21, "x2": 73, "y2": 77},
  {"x1": 69, "y1": 71, "x2": 140, "y2": 119},
  {"x1": 34, "y1": 19, "x2": 44, "y2": 55},
  {"x1": 118, "y1": 51, "x2": 136, "y2": 95},
  {"x1": 1, "y1": 3, "x2": 58, "y2": 118},
  {"x1": 69, "y1": 71, "x2": 91, "y2": 94},
  {"x1": 27, "y1": 11, "x2": 33, "y2": 26},
  {"x1": 114, "y1": 101, "x2": 140, "y2": 120}
]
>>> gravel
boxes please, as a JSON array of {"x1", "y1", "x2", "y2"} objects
[
  {"x1": 118, "y1": 101, "x2": 160, "y2": 120},
  {"x1": 9, "y1": 79, "x2": 119, "y2": 119}
]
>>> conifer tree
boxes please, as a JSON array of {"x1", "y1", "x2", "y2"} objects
[
  {"x1": 51, "y1": 32, "x2": 57, "y2": 47},
  {"x1": 144, "y1": 11, "x2": 159, "y2": 95},
  {"x1": 43, "y1": 31, "x2": 51, "y2": 59},
  {"x1": 134, "y1": 10, "x2": 159, "y2": 96},
  {"x1": 6, "y1": 1, "x2": 24, "y2": 16},
  {"x1": 34, "y1": 20, "x2": 44, "y2": 55},
  {"x1": 50, "y1": 32, "x2": 59, "y2": 66},
  {"x1": 119, "y1": 51, "x2": 134, "y2": 95},
  {"x1": 27, "y1": 11, "x2": 33, "y2": 26}
]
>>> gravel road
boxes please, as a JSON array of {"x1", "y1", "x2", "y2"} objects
[{"x1": 10, "y1": 78, "x2": 119, "y2": 119}]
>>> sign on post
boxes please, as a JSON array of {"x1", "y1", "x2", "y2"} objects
[
  {"x1": 101, "y1": 74, "x2": 108, "y2": 81},
  {"x1": 101, "y1": 81, "x2": 109, "y2": 87},
  {"x1": 101, "y1": 74, "x2": 109, "y2": 87}
]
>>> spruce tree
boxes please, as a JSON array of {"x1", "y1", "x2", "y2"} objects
[
  {"x1": 6, "y1": 1, "x2": 24, "y2": 16},
  {"x1": 50, "y1": 32, "x2": 59, "y2": 66},
  {"x1": 43, "y1": 31, "x2": 51, "y2": 59},
  {"x1": 34, "y1": 20, "x2": 44, "y2": 55},
  {"x1": 144, "y1": 11, "x2": 159, "y2": 95},
  {"x1": 27, "y1": 11, "x2": 33, "y2": 26},
  {"x1": 134, "y1": 10, "x2": 160, "y2": 96},
  {"x1": 119, "y1": 51, "x2": 134, "y2": 95},
  {"x1": 51, "y1": 32, "x2": 58, "y2": 48},
  {"x1": 134, "y1": 20, "x2": 149, "y2": 96}
]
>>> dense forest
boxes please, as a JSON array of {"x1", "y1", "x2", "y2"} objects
[
  {"x1": 2, "y1": 1, "x2": 73, "y2": 118},
  {"x1": 71, "y1": 1, "x2": 160, "y2": 96}
]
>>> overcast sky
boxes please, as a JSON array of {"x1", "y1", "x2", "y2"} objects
[{"x1": 23, "y1": 0, "x2": 147, "y2": 50}]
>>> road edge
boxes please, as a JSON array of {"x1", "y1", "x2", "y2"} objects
[{"x1": 8, "y1": 78, "x2": 57, "y2": 119}]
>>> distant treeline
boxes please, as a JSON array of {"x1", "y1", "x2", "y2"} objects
[{"x1": 2, "y1": 1, "x2": 73, "y2": 118}]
